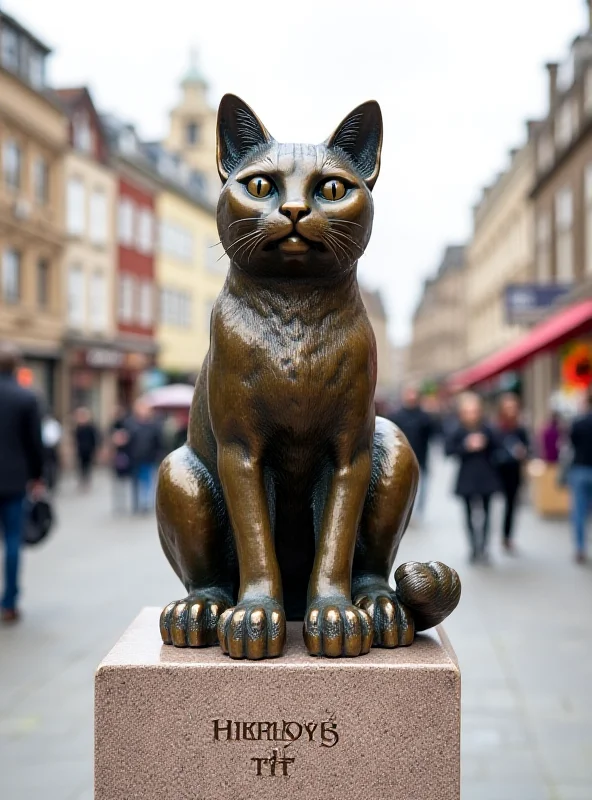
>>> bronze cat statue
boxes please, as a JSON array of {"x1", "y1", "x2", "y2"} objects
[{"x1": 157, "y1": 94, "x2": 460, "y2": 659}]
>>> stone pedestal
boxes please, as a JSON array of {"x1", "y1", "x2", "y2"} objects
[{"x1": 95, "y1": 607, "x2": 460, "y2": 800}]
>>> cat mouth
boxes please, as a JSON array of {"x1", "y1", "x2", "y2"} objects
[{"x1": 263, "y1": 234, "x2": 325, "y2": 255}]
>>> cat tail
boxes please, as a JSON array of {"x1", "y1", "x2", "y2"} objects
[{"x1": 395, "y1": 561, "x2": 461, "y2": 632}]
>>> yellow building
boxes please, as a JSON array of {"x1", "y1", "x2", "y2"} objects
[
  {"x1": 156, "y1": 181, "x2": 226, "y2": 377},
  {"x1": 0, "y1": 11, "x2": 67, "y2": 411}
]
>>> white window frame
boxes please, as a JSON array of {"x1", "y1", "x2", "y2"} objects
[
  {"x1": 118, "y1": 274, "x2": 135, "y2": 324},
  {"x1": 33, "y1": 156, "x2": 49, "y2": 205},
  {"x1": 89, "y1": 270, "x2": 107, "y2": 331},
  {"x1": 89, "y1": 189, "x2": 107, "y2": 246},
  {"x1": 1, "y1": 25, "x2": 19, "y2": 72},
  {"x1": 118, "y1": 198, "x2": 135, "y2": 247},
  {"x1": 67, "y1": 264, "x2": 85, "y2": 327},
  {"x1": 139, "y1": 281, "x2": 153, "y2": 326},
  {"x1": 73, "y1": 110, "x2": 93, "y2": 154},
  {"x1": 137, "y1": 208, "x2": 154, "y2": 254},
  {"x1": 2, "y1": 248, "x2": 21, "y2": 304},
  {"x1": 67, "y1": 177, "x2": 86, "y2": 236},
  {"x1": 3, "y1": 139, "x2": 22, "y2": 190}
]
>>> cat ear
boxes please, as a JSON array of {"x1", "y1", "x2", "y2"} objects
[
  {"x1": 325, "y1": 101, "x2": 383, "y2": 190},
  {"x1": 216, "y1": 94, "x2": 274, "y2": 182}
]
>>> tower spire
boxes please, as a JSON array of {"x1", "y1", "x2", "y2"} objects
[{"x1": 182, "y1": 47, "x2": 205, "y2": 87}]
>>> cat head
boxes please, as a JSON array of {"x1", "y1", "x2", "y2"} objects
[{"x1": 216, "y1": 94, "x2": 382, "y2": 280}]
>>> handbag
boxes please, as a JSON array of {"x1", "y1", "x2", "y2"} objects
[{"x1": 23, "y1": 494, "x2": 54, "y2": 546}]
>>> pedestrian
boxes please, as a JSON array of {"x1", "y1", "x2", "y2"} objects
[
  {"x1": 493, "y1": 393, "x2": 530, "y2": 553},
  {"x1": 446, "y1": 392, "x2": 501, "y2": 563},
  {"x1": 41, "y1": 410, "x2": 62, "y2": 491},
  {"x1": 110, "y1": 406, "x2": 132, "y2": 513},
  {"x1": 390, "y1": 386, "x2": 435, "y2": 520},
  {"x1": 127, "y1": 400, "x2": 163, "y2": 514},
  {"x1": 540, "y1": 412, "x2": 562, "y2": 464},
  {"x1": 0, "y1": 343, "x2": 44, "y2": 623},
  {"x1": 567, "y1": 389, "x2": 592, "y2": 564},
  {"x1": 73, "y1": 407, "x2": 99, "y2": 490}
]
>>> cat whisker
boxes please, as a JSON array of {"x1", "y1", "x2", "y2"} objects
[
  {"x1": 245, "y1": 233, "x2": 267, "y2": 265},
  {"x1": 328, "y1": 219, "x2": 364, "y2": 229},
  {"x1": 226, "y1": 217, "x2": 260, "y2": 231},
  {"x1": 324, "y1": 232, "x2": 351, "y2": 266},
  {"x1": 225, "y1": 226, "x2": 264, "y2": 253},
  {"x1": 232, "y1": 231, "x2": 266, "y2": 263},
  {"x1": 326, "y1": 228, "x2": 365, "y2": 254}
]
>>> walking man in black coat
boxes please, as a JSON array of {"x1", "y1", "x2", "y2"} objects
[
  {"x1": 0, "y1": 343, "x2": 44, "y2": 622},
  {"x1": 390, "y1": 386, "x2": 435, "y2": 520}
]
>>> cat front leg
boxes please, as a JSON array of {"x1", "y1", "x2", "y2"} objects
[
  {"x1": 304, "y1": 449, "x2": 374, "y2": 657},
  {"x1": 216, "y1": 443, "x2": 286, "y2": 659}
]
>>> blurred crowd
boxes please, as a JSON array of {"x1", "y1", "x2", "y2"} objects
[{"x1": 380, "y1": 385, "x2": 590, "y2": 566}]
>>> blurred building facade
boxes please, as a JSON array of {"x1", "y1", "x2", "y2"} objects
[
  {"x1": 466, "y1": 135, "x2": 535, "y2": 364},
  {"x1": 0, "y1": 11, "x2": 67, "y2": 412},
  {"x1": 100, "y1": 116, "x2": 160, "y2": 408},
  {"x1": 406, "y1": 245, "x2": 467, "y2": 389},
  {"x1": 56, "y1": 88, "x2": 118, "y2": 429},
  {"x1": 360, "y1": 287, "x2": 396, "y2": 398}
]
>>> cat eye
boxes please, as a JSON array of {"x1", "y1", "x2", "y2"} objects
[
  {"x1": 319, "y1": 179, "x2": 347, "y2": 201},
  {"x1": 246, "y1": 176, "x2": 273, "y2": 198}
]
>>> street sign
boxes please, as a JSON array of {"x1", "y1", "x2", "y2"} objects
[{"x1": 505, "y1": 284, "x2": 572, "y2": 325}]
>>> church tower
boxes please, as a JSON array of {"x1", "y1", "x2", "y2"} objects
[{"x1": 165, "y1": 50, "x2": 219, "y2": 200}]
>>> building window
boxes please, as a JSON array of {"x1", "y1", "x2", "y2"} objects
[
  {"x1": 537, "y1": 133, "x2": 554, "y2": 174},
  {"x1": 160, "y1": 288, "x2": 192, "y2": 327},
  {"x1": 2, "y1": 249, "x2": 21, "y2": 304},
  {"x1": 3, "y1": 140, "x2": 22, "y2": 190},
  {"x1": 67, "y1": 177, "x2": 86, "y2": 236},
  {"x1": 139, "y1": 281, "x2": 153, "y2": 326},
  {"x1": 137, "y1": 208, "x2": 154, "y2": 254},
  {"x1": 118, "y1": 198, "x2": 135, "y2": 247},
  {"x1": 536, "y1": 213, "x2": 552, "y2": 283},
  {"x1": 73, "y1": 111, "x2": 93, "y2": 154},
  {"x1": 33, "y1": 157, "x2": 50, "y2": 205},
  {"x1": 555, "y1": 187, "x2": 574, "y2": 281},
  {"x1": 89, "y1": 189, "x2": 107, "y2": 246},
  {"x1": 37, "y1": 259, "x2": 50, "y2": 308},
  {"x1": 159, "y1": 220, "x2": 193, "y2": 262},
  {"x1": 555, "y1": 102, "x2": 574, "y2": 150},
  {"x1": 186, "y1": 122, "x2": 200, "y2": 145},
  {"x1": 0, "y1": 25, "x2": 19, "y2": 72},
  {"x1": 68, "y1": 265, "x2": 85, "y2": 327},
  {"x1": 89, "y1": 271, "x2": 107, "y2": 331},
  {"x1": 118, "y1": 274, "x2": 135, "y2": 323},
  {"x1": 28, "y1": 48, "x2": 45, "y2": 89}
]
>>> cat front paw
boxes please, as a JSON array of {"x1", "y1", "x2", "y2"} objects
[
  {"x1": 354, "y1": 585, "x2": 415, "y2": 647},
  {"x1": 160, "y1": 592, "x2": 230, "y2": 647},
  {"x1": 304, "y1": 598, "x2": 373, "y2": 657},
  {"x1": 218, "y1": 599, "x2": 286, "y2": 660}
]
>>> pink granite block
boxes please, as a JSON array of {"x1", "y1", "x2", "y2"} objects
[{"x1": 95, "y1": 607, "x2": 460, "y2": 800}]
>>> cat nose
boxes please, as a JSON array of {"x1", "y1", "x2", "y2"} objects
[{"x1": 280, "y1": 201, "x2": 310, "y2": 223}]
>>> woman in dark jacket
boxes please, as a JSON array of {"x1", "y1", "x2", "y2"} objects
[
  {"x1": 446, "y1": 393, "x2": 501, "y2": 563},
  {"x1": 494, "y1": 393, "x2": 530, "y2": 553}
]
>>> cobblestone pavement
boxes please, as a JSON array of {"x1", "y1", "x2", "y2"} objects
[{"x1": 0, "y1": 453, "x2": 591, "y2": 800}]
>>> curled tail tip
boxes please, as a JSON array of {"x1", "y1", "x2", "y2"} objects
[{"x1": 395, "y1": 560, "x2": 461, "y2": 632}]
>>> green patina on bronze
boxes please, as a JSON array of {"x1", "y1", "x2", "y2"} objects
[{"x1": 157, "y1": 95, "x2": 460, "y2": 659}]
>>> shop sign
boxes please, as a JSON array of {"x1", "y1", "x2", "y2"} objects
[
  {"x1": 86, "y1": 348, "x2": 125, "y2": 369},
  {"x1": 505, "y1": 284, "x2": 571, "y2": 325}
]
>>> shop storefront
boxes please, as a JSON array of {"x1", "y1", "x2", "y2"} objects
[{"x1": 66, "y1": 346, "x2": 156, "y2": 431}]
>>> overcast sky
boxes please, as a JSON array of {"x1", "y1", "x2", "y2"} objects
[{"x1": 7, "y1": 0, "x2": 588, "y2": 342}]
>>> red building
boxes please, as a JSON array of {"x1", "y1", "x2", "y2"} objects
[{"x1": 102, "y1": 115, "x2": 159, "y2": 406}]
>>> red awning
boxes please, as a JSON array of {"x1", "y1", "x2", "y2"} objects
[{"x1": 449, "y1": 299, "x2": 592, "y2": 391}]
